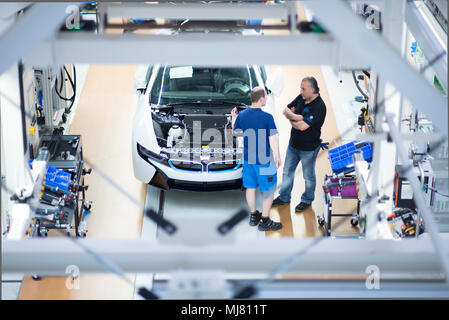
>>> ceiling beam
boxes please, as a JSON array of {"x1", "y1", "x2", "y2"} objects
[
  {"x1": 25, "y1": 32, "x2": 369, "y2": 69},
  {"x1": 3, "y1": 237, "x2": 448, "y2": 275},
  {"x1": 106, "y1": 2, "x2": 290, "y2": 21},
  {"x1": 0, "y1": 3, "x2": 70, "y2": 76}
]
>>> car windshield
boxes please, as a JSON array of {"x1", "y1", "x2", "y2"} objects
[{"x1": 149, "y1": 65, "x2": 258, "y2": 105}]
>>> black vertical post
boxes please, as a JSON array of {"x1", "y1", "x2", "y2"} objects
[{"x1": 18, "y1": 61, "x2": 28, "y2": 156}]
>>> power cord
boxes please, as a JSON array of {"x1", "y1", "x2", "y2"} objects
[
  {"x1": 352, "y1": 70, "x2": 369, "y2": 101},
  {"x1": 425, "y1": 185, "x2": 449, "y2": 198},
  {"x1": 54, "y1": 65, "x2": 77, "y2": 115}
]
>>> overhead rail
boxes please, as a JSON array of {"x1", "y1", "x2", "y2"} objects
[
  {"x1": 3, "y1": 237, "x2": 449, "y2": 277},
  {"x1": 45, "y1": 32, "x2": 366, "y2": 68},
  {"x1": 105, "y1": 2, "x2": 290, "y2": 22},
  {"x1": 0, "y1": 3, "x2": 70, "y2": 76}
]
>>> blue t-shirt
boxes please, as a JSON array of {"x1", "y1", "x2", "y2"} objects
[{"x1": 233, "y1": 108, "x2": 278, "y2": 165}]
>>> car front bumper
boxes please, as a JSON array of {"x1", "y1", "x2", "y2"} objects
[{"x1": 133, "y1": 142, "x2": 243, "y2": 191}]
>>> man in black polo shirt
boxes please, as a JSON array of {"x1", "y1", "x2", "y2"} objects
[{"x1": 272, "y1": 76, "x2": 327, "y2": 212}]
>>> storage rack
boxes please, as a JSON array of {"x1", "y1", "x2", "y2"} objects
[{"x1": 33, "y1": 134, "x2": 91, "y2": 237}]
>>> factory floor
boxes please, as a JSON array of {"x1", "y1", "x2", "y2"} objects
[
  {"x1": 16, "y1": 7, "x2": 361, "y2": 300},
  {"x1": 16, "y1": 64, "x2": 361, "y2": 300}
]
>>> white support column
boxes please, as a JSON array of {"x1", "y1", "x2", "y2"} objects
[
  {"x1": 1, "y1": 103, "x2": 7, "y2": 236},
  {"x1": 0, "y1": 64, "x2": 27, "y2": 236},
  {"x1": 287, "y1": 1, "x2": 297, "y2": 34},
  {"x1": 355, "y1": 0, "x2": 407, "y2": 238},
  {"x1": 374, "y1": 0, "x2": 407, "y2": 223}
]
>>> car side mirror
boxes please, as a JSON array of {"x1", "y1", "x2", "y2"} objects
[
  {"x1": 134, "y1": 65, "x2": 149, "y2": 93},
  {"x1": 265, "y1": 68, "x2": 284, "y2": 97}
]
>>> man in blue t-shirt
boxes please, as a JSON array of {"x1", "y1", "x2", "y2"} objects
[{"x1": 232, "y1": 87, "x2": 283, "y2": 231}]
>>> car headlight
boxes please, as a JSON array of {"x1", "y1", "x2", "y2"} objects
[{"x1": 137, "y1": 143, "x2": 168, "y2": 163}]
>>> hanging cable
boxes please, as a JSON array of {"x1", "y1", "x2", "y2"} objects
[
  {"x1": 54, "y1": 66, "x2": 75, "y2": 101},
  {"x1": 54, "y1": 65, "x2": 77, "y2": 114},
  {"x1": 352, "y1": 70, "x2": 369, "y2": 100},
  {"x1": 65, "y1": 65, "x2": 76, "y2": 114},
  {"x1": 425, "y1": 185, "x2": 449, "y2": 198}
]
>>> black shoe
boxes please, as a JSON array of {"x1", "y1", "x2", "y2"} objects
[
  {"x1": 271, "y1": 197, "x2": 290, "y2": 207},
  {"x1": 258, "y1": 218, "x2": 283, "y2": 231},
  {"x1": 295, "y1": 202, "x2": 311, "y2": 212},
  {"x1": 249, "y1": 211, "x2": 262, "y2": 226}
]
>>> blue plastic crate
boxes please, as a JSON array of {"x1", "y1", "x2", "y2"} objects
[
  {"x1": 46, "y1": 172, "x2": 71, "y2": 183},
  {"x1": 46, "y1": 166, "x2": 71, "y2": 181},
  {"x1": 45, "y1": 174, "x2": 70, "y2": 190},
  {"x1": 328, "y1": 141, "x2": 372, "y2": 174},
  {"x1": 29, "y1": 160, "x2": 72, "y2": 190},
  {"x1": 45, "y1": 167, "x2": 71, "y2": 190}
]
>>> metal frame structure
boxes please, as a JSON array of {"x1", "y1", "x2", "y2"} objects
[
  {"x1": 0, "y1": 3, "x2": 69, "y2": 76},
  {"x1": 30, "y1": 32, "x2": 366, "y2": 68},
  {"x1": 0, "y1": 1, "x2": 445, "y2": 133},
  {"x1": 363, "y1": 0, "x2": 406, "y2": 239},
  {"x1": 3, "y1": 237, "x2": 449, "y2": 276},
  {"x1": 1, "y1": 1, "x2": 448, "y2": 298},
  {"x1": 0, "y1": 64, "x2": 28, "y2": 234},
  {"x1": 106, "y1": 2, "x2": 291, "y2": 21},
  {"x1": 406, "y1": 0, "x2": 447, "y2": 91},
  {"x1": 304, "y1": 0, "x2": 447, "y2": 136}
]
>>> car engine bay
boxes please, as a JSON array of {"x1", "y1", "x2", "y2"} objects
[{"x1": 151, "y1": 104, "x2": 245, "y2": 171}]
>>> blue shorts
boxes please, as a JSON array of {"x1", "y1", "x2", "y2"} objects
[{"x1": 242, "y1": 160, "x2": 277, "y2": 194}]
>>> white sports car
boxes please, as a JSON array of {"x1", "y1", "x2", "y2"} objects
[{"x1": 132, "y1": 64, "x2": 283, "y2": 191}]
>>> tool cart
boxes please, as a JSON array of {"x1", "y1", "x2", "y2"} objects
[
  {"x1": 318, "y1": 174, "x2": 361, "y2": 236},
  {"x1": 32, "y1": 133, "x2": 92, "y2": 237},
  {"x1": 318, "y1": 140, "x2": 372, "y2": 237}
]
